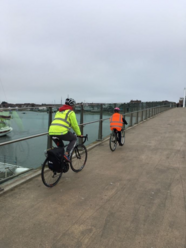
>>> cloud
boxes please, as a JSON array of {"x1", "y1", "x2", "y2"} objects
[{"x1": 0, "y1": 0, "x2": 186, "y2": 104}]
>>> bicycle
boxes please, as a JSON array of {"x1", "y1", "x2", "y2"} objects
[
  {"x1": 109, "y1": 128, "x2": 125, "y2": 151},
  {"x1": 41, "y1": 134, "x2": 88, "y2": 187}
]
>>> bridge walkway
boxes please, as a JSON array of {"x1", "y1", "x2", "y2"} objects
[{"x1": 0, "y1": 108, "x2": 186, "y2": 248}]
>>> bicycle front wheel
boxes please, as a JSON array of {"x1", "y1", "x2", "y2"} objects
[
  {"x1": 70, "y1": 144, "x2": 87, "y2": 172},
  {"x1": 120, "y1": 129, "x2": 125, "y2": 145},
  {"x1": 41, "y1": 158, "x2": 63, "y2": 187},
  {"x1": 109, "y1": 132, "x2": 117, "y2": 151}
]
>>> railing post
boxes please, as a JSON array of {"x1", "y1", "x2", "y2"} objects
[
  {"x1": 98, "y1": 104, "x2": 103, "y2": 141},
  {"x1": 80, "y1": 104, "x2": 84, "y2": 135},
  {"x1": 136, "y1": 111, "x2": 139, "y2": 124},
  {"x1": 141, "y1": 110, "x2": 143, "y2": 122},
  {"x1": 47, "y1": 107, "x2": 52, "y2": 149},
  {"x1": 79, "y1": 104, "x2": 84, "y2": 144},
  {"x1": 130, "y1": 112, "x2": 133, "y2": 127}
]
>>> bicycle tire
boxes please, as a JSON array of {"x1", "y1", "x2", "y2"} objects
[
  {"x1": 109, "y1": 132, "x2": 117, "y2": 151},
  {"x1": 120, "y1": 129, "x2": 125, "y2": 146},
  {"x1": 41, "y1": 157, "x2": 63, "y2": 187},
  {"x1": 70, "y1": 144, "x2": 87, "y2": 172}
]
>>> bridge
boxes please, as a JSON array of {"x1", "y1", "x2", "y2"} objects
[{"x1": 0, "y1": 108, "x2": 186, "y2": 248}]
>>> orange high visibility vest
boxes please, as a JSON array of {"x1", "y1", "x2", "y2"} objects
[{"x1": 110, "y1": 113, "x2": 123, "y2": 131}]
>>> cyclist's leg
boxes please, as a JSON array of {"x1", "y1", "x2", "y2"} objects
[
  {"x1": 118, "y1": 131, "x2": 122, "y2": 145},
  {"x1": 58, "y1": 132, "x2": 77, "y2": 157}
]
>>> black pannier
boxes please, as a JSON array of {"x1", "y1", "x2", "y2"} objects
[{"x1": 47, "y1": 147, "x2": 64, "y2": 172}]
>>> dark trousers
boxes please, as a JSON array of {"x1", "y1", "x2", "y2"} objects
[
  {"x1": 114, "y1": 129, "x2": 121, "y2": 144},
  {"x1": 51, "y1": 131, "x2": 77, "y2": 155}
]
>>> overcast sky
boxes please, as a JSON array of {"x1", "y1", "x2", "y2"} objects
[{"x1": 0, "y1": 0, "x2": 186, "y2": 104}]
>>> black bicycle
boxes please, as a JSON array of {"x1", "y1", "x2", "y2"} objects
[
  {"x1": 109, "y1": 128, "x2": 125, "y2": 151},
  {"x1": 41, "y1": 134, "x2": 88, "y2": 187}
]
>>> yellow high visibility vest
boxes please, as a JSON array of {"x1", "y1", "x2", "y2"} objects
[{"x1": 49, "y1": 110, "x2": 72, "y2": 135}]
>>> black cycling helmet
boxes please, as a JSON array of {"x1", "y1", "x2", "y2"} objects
[{"x1": 65, "y1": 98, "x2": 76, "y2": 106}]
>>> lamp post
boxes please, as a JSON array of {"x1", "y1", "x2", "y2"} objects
[{"x1": 184, "y1": 88, "x2": 186, "y2": 108}]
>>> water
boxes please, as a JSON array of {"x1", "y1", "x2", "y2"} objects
[{"x1": 1, "y1": 110, "x2": 129, "y2": 169}]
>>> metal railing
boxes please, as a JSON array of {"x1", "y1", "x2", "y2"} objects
[
  {"x1": 0, "y1": 102, "x2": 175, "y2": 182},
  {"x1": 0, "y1": 103, "x2": 174, "y2": 147}
]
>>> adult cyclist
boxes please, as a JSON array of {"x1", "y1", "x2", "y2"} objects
[
  {"x1": 49, "y1": 98, "x2": 83, "y2": 161},
  {"x1": 110, "y1": 107, "x2": 128, "y2": 146}
]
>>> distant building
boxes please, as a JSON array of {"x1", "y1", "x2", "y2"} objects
[{"x1": 130, "y1": 100, "x2": 141, "y2": 103}]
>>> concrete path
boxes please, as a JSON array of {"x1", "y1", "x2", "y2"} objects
[{"x1": 1, "y1": 108, "x2": 186, "y2": 248}]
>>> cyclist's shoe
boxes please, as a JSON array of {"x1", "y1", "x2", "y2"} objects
[
  {"x1": 64, "y1": 154, "x2": 71, "y2": 162},
  {"x1": 119, "y1": 143, "x2": 123, "y2": 146}
]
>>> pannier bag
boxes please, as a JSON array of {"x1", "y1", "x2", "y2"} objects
[{"x1": 47, "y1": 147, "x2": 64, "y2": 172}]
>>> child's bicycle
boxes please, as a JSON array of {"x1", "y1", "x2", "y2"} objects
[
  {"x1": 109, "y1": 128, "x2": 125, "y2": 151},
  {"x1": 41, "y1": 134, "x2": 88, "y2": 187}
]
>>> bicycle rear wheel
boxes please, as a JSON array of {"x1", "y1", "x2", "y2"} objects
[
  {"x1": 109, "y1": 132, "x2": 117, "y2": 151},
  {"x1": 70, "y1": 144, "x2": 87, "y2": 172},
  {"x1": 41, "y1": 158, "x2": 63, "y2": 187},
  {"x1": 120, "y1": 129, "x2": 125, "y2": 145}
]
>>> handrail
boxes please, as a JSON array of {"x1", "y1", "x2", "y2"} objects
[
  {"x1": 0, "y1": 104, "x2": 172, "y2": 147},
  {"x1": 0, "y1": 133, "x2": 48, "y2": 146},
  {"x1": 0, "y1": 102, "x2": 175, "y2": 111}
]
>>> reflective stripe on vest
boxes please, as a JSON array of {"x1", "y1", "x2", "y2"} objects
[
  {"x1": 50, "y1": 110, "x2": 72, "y2": 129},
  {"x1": 110, "y1": 113, "x2": 123, "y2": 130},
  {"x1": 50, "y1": 123, "x2": 71, "y2": 130}
]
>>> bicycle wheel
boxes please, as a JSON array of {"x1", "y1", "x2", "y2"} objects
[
  {"x1": 41, "y1": 158, "x2": 63, "y2": 187},
  {"x1": 70, "y1": 144, "x2": 87, "y2": 172},
  {"x1": 120, "y1": 129, "x2": 125, "y2": 146},
  {"x1": 109, "y1": 132, "x2": 117, "y2": 151}
]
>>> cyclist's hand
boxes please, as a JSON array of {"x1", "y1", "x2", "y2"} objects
[{"x1": 77, "y1": 135, "x2": 84, "y2": 137}]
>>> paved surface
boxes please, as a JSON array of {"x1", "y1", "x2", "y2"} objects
[{"x1": 1, "y1": 108, "x2": 186, "y2": 248}]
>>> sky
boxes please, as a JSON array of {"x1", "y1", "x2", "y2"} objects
[{"x1": 0, "y1": 0, "x2": 186, "y2": 104}]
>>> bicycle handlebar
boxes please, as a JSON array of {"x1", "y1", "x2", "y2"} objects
[{"x1": 77, "y1": 134, "x2": 88, "y2": 144}]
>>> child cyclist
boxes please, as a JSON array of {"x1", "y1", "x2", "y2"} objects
[{"x1": 110, "y1": 107, "x2": 128, "y2": 146}]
